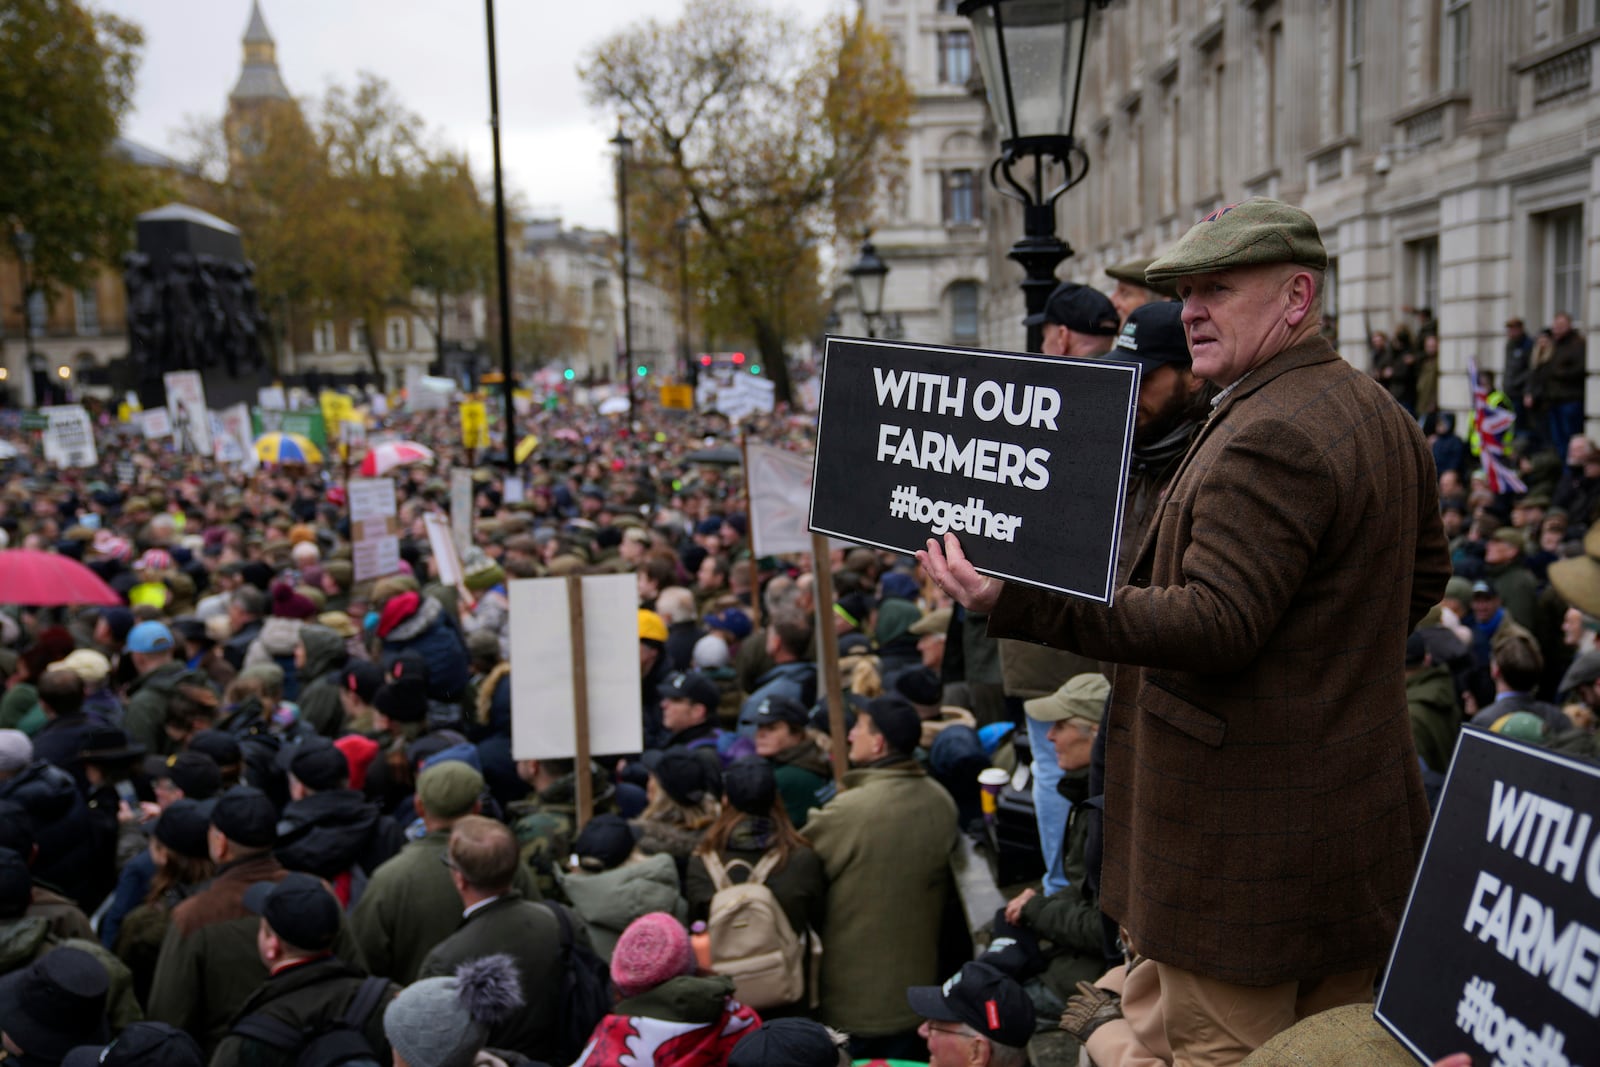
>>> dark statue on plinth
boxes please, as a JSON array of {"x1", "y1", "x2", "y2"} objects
[{"x1": 120, "y1": 204, "x2": 269, "y2": 410}]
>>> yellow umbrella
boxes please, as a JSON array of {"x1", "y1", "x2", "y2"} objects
[
  {"x1": 514, "y1": 434, "x2": 540, "y2": 464},
  {"x1": 254, "y1": 432, "x2": 323, "y2": 464}
]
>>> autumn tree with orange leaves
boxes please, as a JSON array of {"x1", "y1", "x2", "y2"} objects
[{"x1": 581, "y1": 0, "x2": 911, "y2": 406}]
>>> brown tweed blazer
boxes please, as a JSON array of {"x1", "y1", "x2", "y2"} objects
[{"x1": 989, "y1": 335, "x2": 1451, "y2": 986}]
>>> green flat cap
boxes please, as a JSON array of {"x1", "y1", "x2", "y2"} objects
[
  {"x1": 416, "y1": 761, "x2": 484, "y2": 819},
  {"x1": 1145, "y1": 198, "x2": 1327, "y2": 284},
  {"x1": 1105, "y1": 256, "x2": 1179, "y2": 299}
]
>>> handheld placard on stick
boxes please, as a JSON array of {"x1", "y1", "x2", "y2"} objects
[
  {"x1": 566, "y1": 574, "x2": 594, "y2": 829},
  {"x1": 810, "y1": 532, "x2": 849, "y2": 787},
  {"x1": 739, "y1": 434, "x2": 766, "y2": 634}
]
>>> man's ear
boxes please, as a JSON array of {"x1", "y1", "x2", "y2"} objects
[{"x1": 1283, "y1": 270, "x2": 1317, "y2": 327}]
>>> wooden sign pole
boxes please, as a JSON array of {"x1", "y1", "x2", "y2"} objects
[
  {"x1": 566, "y1": 574, "x2": 594, "y2": 828},
  {"x1": 739, "y1": 433, "x2": 766, "y2": 633},
  {"x1": 809, "y1": 532, "x2": 849, "y2": 787}
]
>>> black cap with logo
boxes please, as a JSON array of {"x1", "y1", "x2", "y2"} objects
[
  {"x1": 906, "y1": 960, "x2": 1036, "y2": 1048},
  {"x1": 1110, "y1": 301, "x2": 1191, "y2": 372}
]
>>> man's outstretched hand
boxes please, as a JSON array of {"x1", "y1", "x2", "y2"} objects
[{"x1": 917, "y1": 533, "x2": 1003, "y2": 614}]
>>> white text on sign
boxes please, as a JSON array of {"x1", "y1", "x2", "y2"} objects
[{"x1": 887, "y1": 485, "x2": 1021, "y2": 543}]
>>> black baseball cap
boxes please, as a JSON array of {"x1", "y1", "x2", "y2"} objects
[
  {"x1": 729, "y1": 1019, "x2": 841, "y2": 1067},
  {"x1": 277, "y1": 737, "x2": 350, "y2": 792},
  {"x1": 187, "y1": 730, "x2": 242, "y2": 767},
  {"x1": 243, "y1": 872, "x2": 342, "y2": 951},
  {"x1": 1110, "y1": 301, "x2": 1191, "y2": 372},
  {"x1": 723, "y1": 756, "x2": 777, "y2": 817},
  {"x1": 340, "y1": 660, "x2": 385, "y2": 705},
  {"x1": 862, "y1": 695, "x2": 923, "y2": 757},
  {"x1": 907, "y1": 960, "x2": 1035, "y2": 1048},
  {"x1": 210, "y1": 786, "x2": 277, "y2": 848},
  {"x1": 752, "y1": 695, "x2": 809, "y2": 730},
  {"x1": 153, "y1": 798, "x2": 216, "y2": 860},
  {"x1": 1024, "y1": 282, "x2": 1119, "y2": 334},
  {"x1": 572, "y1": 813, "x2": 637, "y2": 871},
  {"x1": 641, "y1": 747, "x2": 719, "y2": 806},
  {"x1": 893, "y1": 667, "x2": 942, "y2": 708},
  {"x1": 62, "y1": 1022, "x2": 205, "y2": 1067},
  {"x1": 150, "y1": 751, "x2": 222, "y2": 800},
  {"x1": 659, "y1": 671, "x2": 721, "y2": 713}
]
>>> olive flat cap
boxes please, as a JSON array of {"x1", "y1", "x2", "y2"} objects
[
  {"x1": 1105, "y1": 256, "x2": 1179, "y2": 300},
  {"x1": 1145, "y1": 198, "x2": 1327, "y2": 284}
]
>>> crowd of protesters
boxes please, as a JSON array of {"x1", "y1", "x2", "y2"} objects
[{"x1": 0, "y1": 220, "x2": 1591, "y2": 1067}]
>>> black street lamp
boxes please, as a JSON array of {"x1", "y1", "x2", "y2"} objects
[
  {"x1": 610, "y1": 122, "x2": 635, "y2": 424},
  {"x1": 10, "y1": 230, "x2": 45, "y2": 406},
  {"x1": 958, "y1": 0, "x2": 1107, "y2": 353},
  {"x1": 847, "y1": 238, "x2": 889, "y2": 339},
  {"x1": 484, "y1": 0, "x2": 516, "y2": 466},
  {"x1": 675, "y1": 215, "x2": 694, "y2": 383}
]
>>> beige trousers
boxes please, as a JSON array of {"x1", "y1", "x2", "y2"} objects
[
  {"x1": 1082, "y1": 958, "x2": 1172, "y2": 1067},
  {"x1": 1155, "y1": 963, "x2": 1378, "y2": 1067}
]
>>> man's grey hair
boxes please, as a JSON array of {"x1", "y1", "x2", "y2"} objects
[
  {"x1": 233, "y1": 586, "x2": 268, "y2": 618},
  {"x1": 952, "y1": 1023, "x2": 1027, "y2": 1067},
  {"x1": 655, "y1": 586, "x2": 697, "y2": 625},
  {"x1": 764, "y1": 575, "x2": 799, "y2": 615}
]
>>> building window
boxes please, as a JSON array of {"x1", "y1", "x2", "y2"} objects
[
  {"x1": 1444, "y1": 0, "x2": 1470, "y2": 92},
  {"x1": 1162, "y1": 89, "x2": 1181, "y2": 217},
  {"x1": 25, "y1": 291, "x2": 46, "y2": 337},
  {"x1": 386, "y1": 316, "x2": 407, "y2": 351},
  {"x1": 1207, "y1": 56, "x2": 1225, "y2": 195},
  {"x1": 1404, "y1": 237, "x2": 1439, "y2": 319},
  {"x1": 74, "y1": 287, "x2": 98, "y2": 335},
  {"x1": 936, "y1": 0, "x2": 960, "y2": 14},
  {"x1": 1268, "y1": 23, "x2": 1285, "y2": 165},
  {"x1": 938, "y1": 31, "x2": 973, "y2": 85},
  {"x1": 950, "y1": 282, "x2": 980, "y2": 344},
  {"x1": 313, "y1": 320, "x2": 335, "y2": 354},
  {"x1": 944, "y1": 169, "x2": 979, "y2": 225},
  {"x1": 1343, "y1": 0, "x2": 1363, "y2": 135},
  {"x1": 1542, "y1": 207, "x2": 1584, "y2": 325},
  {"x1": 349, "y1": 319, "x2": 366, "y2": 353}
]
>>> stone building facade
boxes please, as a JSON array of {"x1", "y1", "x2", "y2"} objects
[
  {"x1": 850, "y1": 0, "x2": 994, "y2": 346},
  {"x1": 515, "y1": 218, "x2": 676, "y2": 384},
  {"x1": 865, "y1": 0, "x2": 1600, "y2": 428}
]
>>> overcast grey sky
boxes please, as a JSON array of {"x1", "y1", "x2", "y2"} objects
[{"x1": 97, "y1": 0, "x2": 845, "y2": 232}]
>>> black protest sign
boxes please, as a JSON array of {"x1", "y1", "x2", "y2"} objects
[
  {"x1": 1376, "y1": 729, "x2": 1600, "y2": 1064},
  {"x1": 808, "y1": 336, "x2": 1137, "y2": 602}
]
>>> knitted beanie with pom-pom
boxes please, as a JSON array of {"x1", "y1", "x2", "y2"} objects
[{"x1": 384, "y1": 954, "x2": 524, "y2": 1067}]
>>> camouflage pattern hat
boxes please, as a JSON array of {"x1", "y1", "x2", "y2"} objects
[
  {"x1": 1105, "y1": 256, "x2": 1179, "y2": 299},
  {"x1": 1145, "y1": 198, "x2": 1327, "y2": 285}
]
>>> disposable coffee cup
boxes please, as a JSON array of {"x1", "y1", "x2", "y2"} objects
[{"x1": 978, "y1": 767, "x2": 1010, "y2": 817}]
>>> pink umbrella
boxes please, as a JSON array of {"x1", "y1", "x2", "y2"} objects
[
  {"x1": 359, "y1": 441, "x2": 436, "y2": 477},
  {"x1": 0, "y1": 550, "x2": 122, "y2": 607}
]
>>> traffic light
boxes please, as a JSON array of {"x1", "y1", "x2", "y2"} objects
[
  {"x1": 636, "y1": 364, "x2": 649, "y2": 377},
  {"x1": 750, "y1": 365, "x2": 761, "y2": 375},
  {"x1": 731, "y1": 352, "x2": 745, "y2": 365},
  {"x1": 563, "y1": 368, "x2": 575, "y2": 381},
  {"x1": 700, "y1": 354, "x2": 712, "y2": 367}
]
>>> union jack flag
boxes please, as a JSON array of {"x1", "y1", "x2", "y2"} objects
[{"x1": 1468, "y1": 358, "x2": 1525, "y2": 495}]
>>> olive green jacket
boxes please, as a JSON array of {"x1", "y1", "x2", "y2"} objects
[
  {"x1": 804, "y1": 761, "x2": 957, "y2": 1036},
  {"x1": 348, "y1": 828, "x2": 537, "y2": 984}
]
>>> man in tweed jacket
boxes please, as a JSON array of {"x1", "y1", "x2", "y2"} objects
[{"x1": 921, "y1": 199, "x2": 1451, "y2": 1065}]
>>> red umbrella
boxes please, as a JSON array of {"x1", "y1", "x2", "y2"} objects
[
  {"x1": 359, "y1": 440, "x2": 435, "y2": 477},
  {"x1": 0, "y1": 550, "x2": 122, "y2": 607}
]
